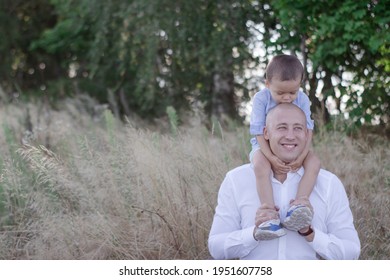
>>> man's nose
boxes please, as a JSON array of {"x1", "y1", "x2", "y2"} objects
[{"x1": 285, "y1": 128, "x2": 295, "y2": 139}]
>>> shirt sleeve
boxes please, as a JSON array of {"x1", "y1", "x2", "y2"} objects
[
  {"x1": 249, "y1": 90, "x2": 268, "y2": 136},
  {"x1": 208, "y1": 174, "x2": 259, "y2": 259},
  {"x1": 309, "y1": 175, "x2": 361, "y2": 259},
  {"x1": 297, "y1": 92, "x2": 314, "y2": 130}
]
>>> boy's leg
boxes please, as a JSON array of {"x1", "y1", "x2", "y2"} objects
[
  {"x1": 252, "y1": 150, "x2": 285, "y2": 240},
  {"x1": 253, "y1": 150, "x2": 275, "y2": 208},
  {"x1": 283, "y1": 151, "x2": 321, "y2": 231},
  {"x1": 295, "y1": 151, "x2": 321, "y2": 200}
]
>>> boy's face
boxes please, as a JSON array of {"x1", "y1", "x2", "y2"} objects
[{"x1": 266, "y1": 78, "x2": 300, "y2": 104}]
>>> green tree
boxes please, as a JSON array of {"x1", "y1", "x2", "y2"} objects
[
  {"x1": 30, "y1": 0, "x2": 261, "y2": 122},
  {"x1": 2, "y1": 0, "x2": 389, "y2": 127},
  {"x1": 261, "y1": 0, "x2": 390, "y2": 126},
  {"x1": 0, "y1": 0, "x2": 62, "y2": 97}
]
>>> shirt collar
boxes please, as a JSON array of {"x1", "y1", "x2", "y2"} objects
[{"x1": 271, "y1": 167, "x2": 305, "y2": 183}]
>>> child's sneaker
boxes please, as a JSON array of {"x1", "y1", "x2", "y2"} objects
[
  {"x1": 254, "y1": 219, "x2": 286, "y2": 240},
  {"x1": 282, "y1": 205, "x2": 313, "y2": 231}
]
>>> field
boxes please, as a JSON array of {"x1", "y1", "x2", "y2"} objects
[{"x1": 0, "y1": 96, "x2": 389, "y2": 259}]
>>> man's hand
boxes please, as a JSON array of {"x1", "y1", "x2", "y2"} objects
[
  {"x1": 289, "y1": 196, "x2": 313, "y2": 213},
  {"x1": 254, "y1": 203, "x2": 280, "y2": 227},
  {"x1": 289, "y1": 196, "x2": 315, "y2": 241}
]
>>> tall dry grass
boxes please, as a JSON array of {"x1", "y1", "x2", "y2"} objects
[
  {"x1": 314, "y1": 122, "x2": 390, "y2": 259},
  {"x1": 0, "y1": 97, "x2": 389, "y2": 259}
]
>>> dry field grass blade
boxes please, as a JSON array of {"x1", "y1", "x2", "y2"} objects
[{"x1": 0, "y1": 99, "x2": 389, "y2": 259}]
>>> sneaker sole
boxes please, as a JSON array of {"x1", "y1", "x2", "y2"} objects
[
  {"x1": 255, "y1": 228, "x2": 286, "y2": 240},
  {"x1": 282, "y1": 207, "x2": 313, "y2": 231}
]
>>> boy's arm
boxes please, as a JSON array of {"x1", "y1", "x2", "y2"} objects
[
  {"x1": 256, "y1": 135, "x2": 290, "y2": 174},
  {"x1": 302, "y1": 129, "x2": 313, "y2": 160},
  {"x1": 256, "y1": 135, "x2": 273, "y2": 161},
  {"x1": 288, "y1": 129, "x2": 313, "y2": 170}
]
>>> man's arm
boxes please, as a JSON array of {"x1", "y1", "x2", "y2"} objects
[
  {"x1": 307, "y1": 175, "x2": 361, "y2": 260},
  {"x1": 208, "y1": 174, "x2": 258, "y2": 259}
]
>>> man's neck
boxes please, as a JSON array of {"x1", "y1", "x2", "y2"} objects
[{"x1": 274, "y1": 172, "x2": 287, "y2": 183}]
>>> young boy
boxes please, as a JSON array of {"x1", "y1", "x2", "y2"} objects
[{"x1": 249, "y1": 54, "x2": 321, "y2": 240}]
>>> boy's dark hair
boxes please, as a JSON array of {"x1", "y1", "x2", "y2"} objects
[{"x1": 265, "y1": 54, "x2": 304, "y2": 82}]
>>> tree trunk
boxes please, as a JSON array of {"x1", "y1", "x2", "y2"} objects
[
  {"x1": 300, "y1": 34, "x2": 308, "y2": 87},
  {"x1": 308, "y1": 69, "x2": 330, "y2": 125},
  {"x1": 321, "y1": 71, "x2": 332, "y2": 123},
  {"x1": 210, "y1": 70, "x2": 236, "y2": 124},
  {"x1": 107, "y1": 88, "x2": 120, "y2": 119},
  {"x1": 119, "y1": 88, "x2": 131, "y2": 117}
]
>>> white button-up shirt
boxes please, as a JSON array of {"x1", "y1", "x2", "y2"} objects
[{"x1": 208, "y1": 164, "x2": 361, "y2": 260}]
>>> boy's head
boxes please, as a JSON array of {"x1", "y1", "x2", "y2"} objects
[{"x1": 265, "y1": 54, "x2": 304, "y2": 104}]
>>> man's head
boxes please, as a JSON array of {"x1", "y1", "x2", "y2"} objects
[
  {"x1": 264, "y1": 103, "x2": 308, "y2": 164},
  {"x1": 265, "y1": 54, "x2": 304, "y2": 104}
]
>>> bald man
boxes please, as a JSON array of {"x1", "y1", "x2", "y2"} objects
[{"x1": 208, "y1": 103, "x2": 360, "y2": 260}]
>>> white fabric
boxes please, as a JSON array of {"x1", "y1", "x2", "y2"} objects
[{"x1": 208, "y1": 164, "x2": 361, "y2": 260}]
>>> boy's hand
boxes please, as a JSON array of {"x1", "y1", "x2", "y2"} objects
[
  {"x1": 269, "y1": 155, "x2": 290, "y2": 174},
  {"x1": 287, "y1": 154, "x2": 306, "y2": 172}
]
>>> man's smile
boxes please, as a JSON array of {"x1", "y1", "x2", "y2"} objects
[{"x1": 281, "y1": 143, "x2": 297, "y2": 150}]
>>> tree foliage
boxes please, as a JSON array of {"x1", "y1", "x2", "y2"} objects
[
  {"x1": 0, "y1": 0, "x2": 58, "y2": 93},
  {"x1": 0, "y1": 0, "x2": 389, "y2": 126},
  {"x1": 260, "y1": 0, "x2": 390, "y2": 125},
  {"x1": 27, "y1": 0, "x2": 260, "y2": 121}
]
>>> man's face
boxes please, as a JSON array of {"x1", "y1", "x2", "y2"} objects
[
  {"x1": 264, "y1": 105, "x2": 308, "y2": 163},
  {"x1": 266, "y1": 78, "x2": 300, "y2": 104}
]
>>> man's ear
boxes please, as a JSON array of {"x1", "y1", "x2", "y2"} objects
[
  {"x1": 263, "y1": 127, "x2": 269, "y2": 140},
  {"x1": 265, "y1": 79, "x2": 270, "y2": 88}
]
